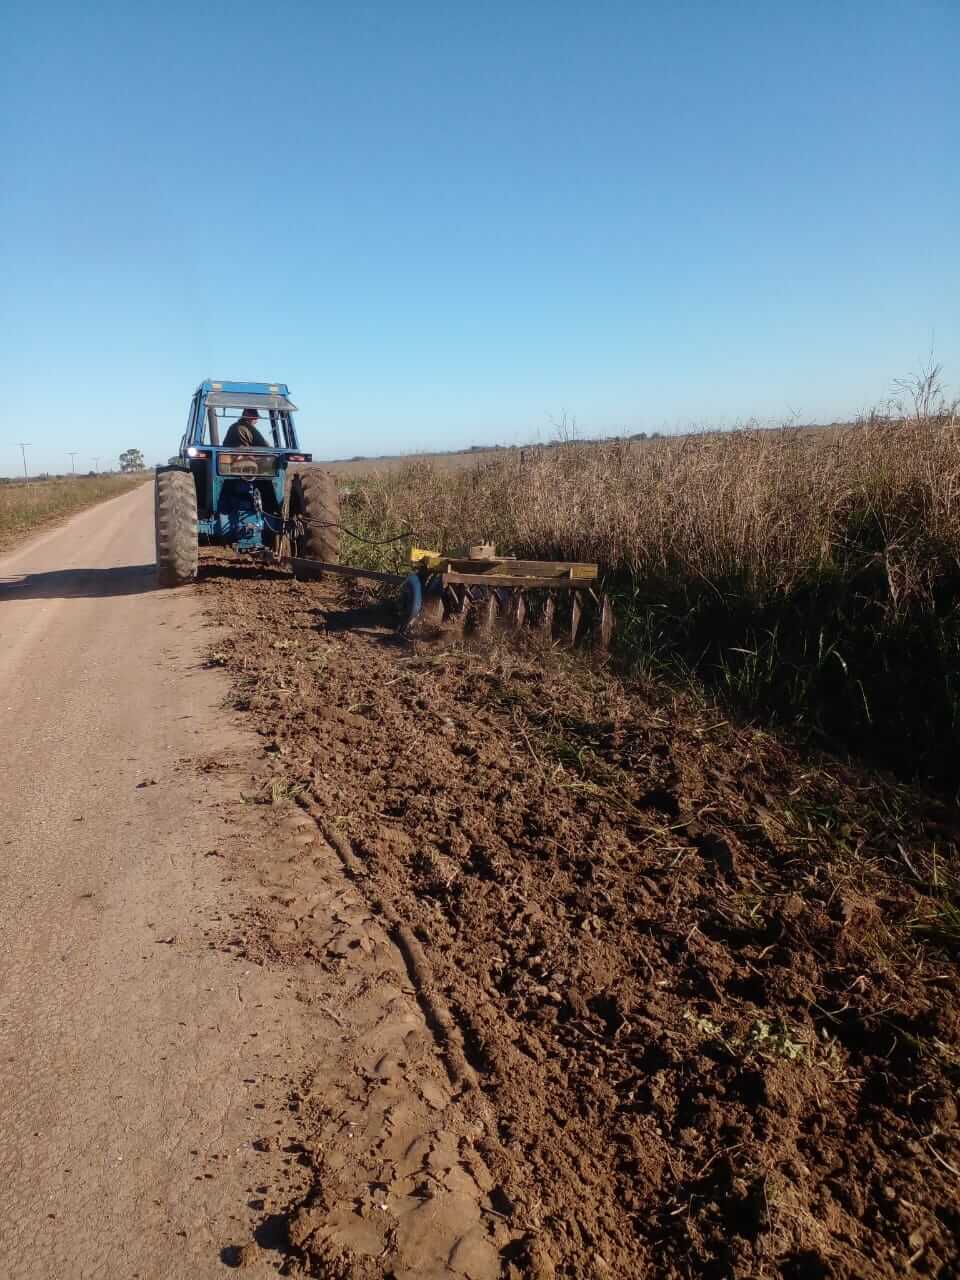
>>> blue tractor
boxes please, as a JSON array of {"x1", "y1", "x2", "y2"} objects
[{"x1": 155, "y1": 379, "x2": 339, "y2": 585}]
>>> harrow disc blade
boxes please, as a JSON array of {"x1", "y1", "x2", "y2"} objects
[
  {"x1": 481, "y1": 592, "x2": 498, "y2": 632},
  {"x1": 570, "y1": 591, "x2": 583, "y2": 645},
  {"x1": 445, "y1": 583, "x2": 468, "y2": 628},
  {"x1": 598, "y1": 594, "x2": 615, "y2": 651},
  {"x1": 422, "y1": 593, "x2": 445, "y2": 626},
  {"x1": 512, "y1": 591, "x2": 527, "y2": 629}
]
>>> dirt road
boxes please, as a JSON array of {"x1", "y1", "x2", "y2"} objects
[
  {"x1": 0, "y1": 484, "x2": 299, "y2": 1277},
  {"x1": 0, "y1": 485, "x2": 504, "y2": 1279}
]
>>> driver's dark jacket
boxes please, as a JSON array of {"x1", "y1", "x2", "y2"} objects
[{"x1": 223, "y1": 420, "x2": 270, "y2": 448}]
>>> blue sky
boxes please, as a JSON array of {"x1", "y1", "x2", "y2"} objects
[{"x1": 1, "y1": 1, "x2": 957, "y2": 474}]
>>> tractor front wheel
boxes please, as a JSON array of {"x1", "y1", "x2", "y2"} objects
[
  {"x1": 289, "y1": 470, "x2": 340, "y2": 574},
  {"x1": 155, "y1": 467, "x2": 199, "y2": 587}
]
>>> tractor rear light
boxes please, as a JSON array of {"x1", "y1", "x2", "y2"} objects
[{"x1": 287, "y1": 453, "x2": 307, "y2": 462}]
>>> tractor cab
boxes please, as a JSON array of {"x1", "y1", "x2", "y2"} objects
[{"x1": 177, "y1": 380, "x2": 312, "y2": 551}]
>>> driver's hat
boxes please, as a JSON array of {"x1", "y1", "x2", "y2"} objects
[{"x1": 242, "y1": 406, "x2": 260, "y2": 418}]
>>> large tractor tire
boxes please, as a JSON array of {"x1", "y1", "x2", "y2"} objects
[
  {"x1": 289, "y1": 469, "x2": 340, "y2": 575},
  {"x1": 155, "y1": 467, "x2": 199, "y2": 587}
]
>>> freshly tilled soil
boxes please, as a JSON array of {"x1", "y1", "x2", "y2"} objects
[{"x1": 202, "y1": 562, "x2": 960, "y2": 1280}]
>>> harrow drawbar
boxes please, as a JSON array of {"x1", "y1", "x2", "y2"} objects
[{"x1": 288, "y1": 543, "x2": 614, "y2": 649}]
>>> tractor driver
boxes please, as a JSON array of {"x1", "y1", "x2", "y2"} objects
[{"x1": 223, "y1": 407, "x2": 270, "y2": 448}]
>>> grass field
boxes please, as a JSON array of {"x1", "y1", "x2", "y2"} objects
[
  {"x1": 336, "y1": 417, "x2": 960, "y2": 788},
  {"x1": 323, "y1": 443, "x2": 530, "y2": 478},
  {"x1": 0, "y1": 474, "x2": 147, "y2": 551}
]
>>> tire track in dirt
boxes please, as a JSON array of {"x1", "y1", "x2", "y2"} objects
[
  {"x1": 218, "y1": 773, "x2": 510, "y2": 1278},
  {"x1": 307, "y1": 804, "x2": 480, "y2": 1093}
]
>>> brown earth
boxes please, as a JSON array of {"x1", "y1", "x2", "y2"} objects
[{"x1": 199, "y1": 559, "x2": 960, "y2": 1280}]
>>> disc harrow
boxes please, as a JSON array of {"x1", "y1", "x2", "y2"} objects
[
  {"x1": 288, "y1": 543, "x2": 614, "y2": 649},
  {"x1": 399, "y1": 545, "x2": 613, "y2": 648}
]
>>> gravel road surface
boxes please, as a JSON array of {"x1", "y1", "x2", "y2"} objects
[{"x1": 0, "y1": 484, "x2": 315, "y2": 1279}]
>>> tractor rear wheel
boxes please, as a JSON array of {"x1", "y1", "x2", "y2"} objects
[
  {"x1": 289, "y1": 469, "x2": 340, "y2": 574},
  {"x1": 155, "y1": 467, "x2": 199, "y2": 587}
]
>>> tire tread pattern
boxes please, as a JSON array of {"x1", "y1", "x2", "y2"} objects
[
  {"x1": 290, "y1": 470, "x2": 340, "y2": 571},
  {"x1": 155, "y1": 468, "x2": 199, "y2": 586}
]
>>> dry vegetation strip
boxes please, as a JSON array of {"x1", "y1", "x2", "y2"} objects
[
  {"x1": 339, "y1": 421, "x2": 960, "y2": 787},
  {"x1": 323, "y1": 444, "x2": 514, "y2": 478},
  {"x1": 0, "y1": 474, "x2": 147, "y2": 551}
]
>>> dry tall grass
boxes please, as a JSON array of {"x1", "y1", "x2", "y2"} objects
[
  {"x1": 348, "y1": 422, "x2": 960, "y2": 607},
  {"x1": 0, "y1": 474, "x2": 146, "y2": 550},
  {"x1": 344, "y1": 420, "x2": 960, "y2": 784}
]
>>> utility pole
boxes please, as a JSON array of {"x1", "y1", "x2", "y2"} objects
[
  {"x1": 68, "y1": 451, "x2": 78, "y2": 474},
  {"x1": 93, "y1": 456, "x2": 101, "y2": 473},
  {"x1": 17, "y1": 443, "x2": 30, "y2": 481}
]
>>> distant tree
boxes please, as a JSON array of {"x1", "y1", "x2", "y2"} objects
[{"x1": 119, "y1": 448, "x2": 145, "y2": 472}]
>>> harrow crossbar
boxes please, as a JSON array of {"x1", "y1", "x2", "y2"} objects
[
  {"x1": 442, "y1": 557, "x2": 598, "y2": 581},
  {"x1": 443, "y1": 571, "x2": 593, "y2": 589}
]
